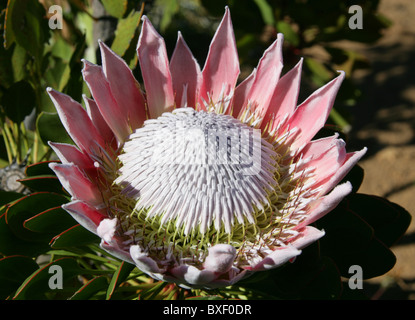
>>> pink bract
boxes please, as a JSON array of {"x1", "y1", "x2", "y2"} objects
[{"x1": 47, "y1": 8, "x2": 366, "y2": 289}]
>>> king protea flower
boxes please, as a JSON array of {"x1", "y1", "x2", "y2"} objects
[{"x1": 47, "y1": 8, "x2": 366, "y2": 289}]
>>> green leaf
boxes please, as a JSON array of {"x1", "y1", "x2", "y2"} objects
[
  {"x1": 36, "y1": 112, "x2": 73, "y2": 145},
  {"x1": 0, "y1": 212, "x2": 49, "y2": 257},
  {"x1": 70, "y1": 276, "x2": 108, "y2": 300},
  {"x1": 5, "y1": 0, "x2": 50, "y2": 65},
  {"x1": 50, "y1": 224, "x2": 100, "y2": 249},
  {"x1": 276, "y1": 21, "x2": 300, "y2": 47},
  {"x1": 63, "y1": 34, "x2": 86, "y2": 102},
  {"x1": 304, "y1": 57, "x2": 333, "y2": 87},
  {"x1": 155, "y1": 0, "x2": 179, "y2": 33},
  {"x1": 0, "y1": 42, "x2": 14, "y2": 88},
  {"x1": 24, "y1": 206, "x2": 76, "y2": 235},
  {"x1": 317, "y1": 203, "x2": 374, "y2": 255},
  {"x1": 101, "y1": 0, "x2": 127, "y2": 18},
  {"x1": 3, "y1": 0, "x2": 17, "y2": 49},
  {"x1": 11, "y1": 44, "x2": 28, "y2": 82},
  {"x1": 0, "y1": 190, "x2": 24, "y2": 208},
  {"x1": 106, "y1": 261, "x2": 135, "y2": 300},
  {"x1": 1, "y1": 80, "x2": 36, "y2": 123},
  {"x1": 5, "y1": 192, "x2": 69, "y2": 242},
  {"x1": 237, "y1": 243, "x2": 342, "y2": 299},
  {"x1": 13, "y1": 257, "x2": 85, "y2": 300},
  {"x1": 25, "y1": 161, "x2": 58, "y2": 177},
  {"x1": 317, "y1": 198, "x2": 398, "y2": 279},
  {"x1": 18, "y1": 175, "x2": 65, "y2": 194},
  {"x1": 331, "y1": 237, "x2": 396, "y2": 279},
  {"x1": 253, "y1": 0, "x2": 275, "y2": 26},
  {"x1": 347, "y1": 194, "x2": 412, "y2": 247},
  {"x1": 0, "y1": 255, "x2": 39, "y2": 299},
  {"x1": 111, "y1": 9, "x2": 142, "y2": 58}
]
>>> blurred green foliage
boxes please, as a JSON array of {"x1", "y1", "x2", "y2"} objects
[{"x1": 0, "y1": 0, "x2": 407, "y2": 301}]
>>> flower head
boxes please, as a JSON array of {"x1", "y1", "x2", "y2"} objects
[{"x1": 47, "y1": 8, "x2": 366, "y2": 289}]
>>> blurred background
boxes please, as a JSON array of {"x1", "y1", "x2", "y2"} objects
[{"x1": 0, "y1": 0, "x2": 413, "y2": 299}]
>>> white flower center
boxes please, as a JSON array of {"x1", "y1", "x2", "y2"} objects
[
  {"x1": 107, "y1": 108, "x2": 311, "y2": 268},
  {"x1": 115, "y1": 108, "x2": 277, "y2": 235}
]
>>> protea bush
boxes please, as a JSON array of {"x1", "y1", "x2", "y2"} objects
[{"x1": 0, "y1": 4, "x2": 410, "y2": 300}]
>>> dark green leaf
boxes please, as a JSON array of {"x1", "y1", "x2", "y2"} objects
[
  {"x1": 70, "y1": 276, "x2": 108, "y2": 300},
  {"x1": 0, "y1": 42, "x2": 14, "y2": 87},
  {"x1": 0, "y1": 213, "x2": 50, "y2": 257},
  {"x1": 5, "y1": 192, "x2": 68, "y2": 242},
  {"x1": 347, "y1": 194, "x2": 412, "y2": 247},
  {"x1": 13, "y1": 257, "x2": 85, "y2": 300},
  {"x1": 317, "y1": 203, "x2": 374, "y2": 255},
  {"x1": 106, "y1": 261, "x2": 135, "y2": 300},
  {"x1": 25, "y1": 161, "x2": 59, "y2": 177},
  {"x1": 63, "y1": 34, "x2": 86, "y2": 102},
  {"x1": 9, "y1": 0, "x2": 49, "y2": 62},
  {"x1": 1, "y1": 80, "x2": 36, "y2": 123},
  {"x1": 36, "y1": 112, "x2": 73, "y2": 145},
  {"x1": 330, "y1": 237, "x2": 396, "y2": 279},
  {"x1": 18, "y1": 175, "x2": 65, "y2": 194},
  {"x1": 0, "y1": 190, "x2": 24, "y2": 208},
  {"x1": 50, "y1": 224, "x2": 100, "y2": 249},
  {"x1": 0, "y1": 255, "x2": 39, "y2": 299},
  {"x1": 24, "y1": 206, "x2": 76, "y2": 234}
]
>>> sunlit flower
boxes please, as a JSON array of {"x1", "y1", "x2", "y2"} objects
[{"x1": 47, "y1": 8, "x2": 366, "y2": 289}]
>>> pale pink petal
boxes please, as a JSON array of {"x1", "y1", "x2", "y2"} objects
[
  {"x1": 170, "y1": 265, "x2": 216, "y2": 286},
  {"x1": 299, "y1": 133, "x2": 340, "y2": 161},
  {"x1": 82, "y1": 60, "x2": 132, "y2": 142},
  {"x1": 47, "y1": 88, "x2": 105, "y2": 155},
  {"x1": 170, "y1": 32, "x2": 202, "y2": 108},
  {"x1": 97, "y1": 218, "x2": 118, "y2": 244},
  {"x1": 288, "y1": 226, "x2": 325, "y2": 249},
  {"x1": 101, "y1": 241, "x2": 134, "y2": 264},
  {"x1": 286, "y1": 71, "x2": 345, "y2": 151},
  {"x1": 232, "y1": 68, "x2": 256, "y2": 117},
  {"x1": 83, "y1": 95, "x2": 116, "y2": 149},
  {"x1": 130, "y1": 245, "x2": 165, "y2": 274},
  {"x1": 48, "y1": 142, "x2": 94, "y2": 168},
  {"x1": 307, "y1": 139, "x2": 347, "y2": 187},
  {"x1": 295, "y1": 181, "x2": 353, "y2": 230},
  {"x1": 203, "y1": 244, "x2": 236, "y2": 274},
  {"x1": 198, "y1": 7, "x2": 239, "y2": 109},
  {"x1": 62, "y1": 200, "x2": 107, "y2": 234},
  {"x1": 238, "y1": 33, "x2": 284, "y2": 120},
  {"x1": 319, "y1": 147, "x2": 367, "y2": 195},
  {"x1": 137, "y1": 16, "x2": 174, "y2": 118},
  {"x1": 49, "y1": 162, "x2": 103, "y2": 206},
  {"x1": 99, "y1": 41, "x2": 147, "y2": 130},
  {"x1": 249, "y1": 245, "x2": 301, "y2": 271},
  {"x1": 262, "y1": 58, "x2": 303, "y2": 131}
]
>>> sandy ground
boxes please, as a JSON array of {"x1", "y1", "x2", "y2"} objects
[{"x1": 346, "y1": 0, "x2": 415, "y2": 299}]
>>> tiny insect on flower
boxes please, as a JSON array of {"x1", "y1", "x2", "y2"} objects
[{"x1": 47, "y1": 7, "x2": 366, "y2": 289}]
